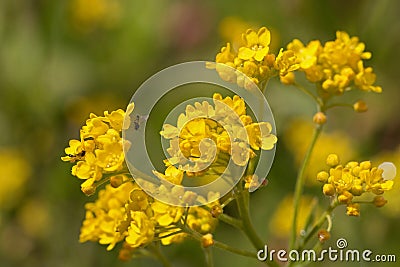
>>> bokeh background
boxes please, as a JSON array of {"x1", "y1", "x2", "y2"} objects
[{"x1": 1, "y1": 0, "x2": 399, "y2": 266}]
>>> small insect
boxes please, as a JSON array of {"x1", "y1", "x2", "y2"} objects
[
  {"x1": 133, "y1": 114, "x2": 149, "y2": 130},
  {"x1": 66, "y1": 150, "x2": 86, "y2": 162}
]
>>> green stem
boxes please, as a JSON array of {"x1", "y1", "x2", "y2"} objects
[
  {"x1": 324, "y1": 103, "x2": 353, "y2": 110},
  {"x1": 183, "y1": 225, "x2": 257, "y2": 259},
  {"x1": 203, "y1": 247, "x2": 214, "y2": 267},
  {"x1": 298, "y1": 200, "x2": 337, "y2": 251},
  {"x1": 150, "y1": 243, "x2": 172, "y2": 267},
  {"x1": 294, "y1": 82, "x2": 322, "y2": 106},
  {"x1": 218, "y1": 213, "x2": 244, "y2": 229},
  {"x1": 235, "y1": 189, "x2": 280, "y2": 267},
  {"x1": 236, "y1": 190, "x2": 264, "y2": 250},
  {"x1": 289, "y1": 125, "x2": 323, "y2": 250}
]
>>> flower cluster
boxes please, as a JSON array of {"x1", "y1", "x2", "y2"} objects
[
  {"x1": 62, "y1": 104, "x2": 134, "y2": 195},
  {"x1": 317, "y1": 154, "x2": 395, "y2": 216},
  {"x1": 158, "y1": 93, "x2": 277, "y2": 184},
  {"x1": 79, "y1": 181, "x2": 218, "y2": 258},
  {"x1": 287, "y1": 31, "x2": 382, "y2": 96},
  {"x1": 214, "y1": 27, "x2": 299, "y2": 89}
]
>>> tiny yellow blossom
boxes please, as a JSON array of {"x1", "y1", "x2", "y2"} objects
[
  {"x1": 201, "y1": 233, "x2": 214, "y2": 248},
  {"x1": 346, "y1": 203, "x2": 360, "y2": 216}
]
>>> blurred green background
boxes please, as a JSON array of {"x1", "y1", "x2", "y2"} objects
[{"x1": 1, "y1": 0, "x2": 399, "y2": 266}]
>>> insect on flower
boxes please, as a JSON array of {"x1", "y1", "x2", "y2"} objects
[{"x1": 66, "y1": 150, "x2": 86, "y2": 163}]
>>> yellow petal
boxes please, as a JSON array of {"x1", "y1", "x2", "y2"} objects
[{"x1": 238, "y1": 47, "x2": 255, "y2": 60}]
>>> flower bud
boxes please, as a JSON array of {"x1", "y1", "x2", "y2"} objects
[
  {"x1": 353, "y1": 100, "x2": 368, "y2": 112},
  {"x1": 373, "y1": 196, "x2": 387, "y2": 207},
  {"x1": 81, "y1": 185, "x2": 96, "y2": 196},
  {"x1": 323, "y1": 184, "x2": 335, "y2": 196},
  {"x1": 318, "y1": 229, "x2": 331, "y2": 243},
  {"x1": 313, "y1": 112, "x2": 327, "y2": 125},
  {"x1": 201, "y1": 234, "x2": 214, "y2": 248},
  {"x1": 317, "y1": 171, "x2": 329, "y2": 183},
  {"x1": 110, "y1": 175, "x2": 124, "y2": 188},
  {"x1": 338, "y1": 191, "x2": 353, "y2": 204},
  {"x1": 210, "y1": 205, "x2": 223, "y2": 218},
  {"x1": 326, "y1": 154, "x2": 340, "y2": 167}
]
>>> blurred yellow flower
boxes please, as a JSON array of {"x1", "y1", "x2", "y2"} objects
[
  {"x1": 17, "y1": 198, "x2": 51, "y2": 238},
  {"x1": 70, "y1": 0, "x2": 122, "y2": 32},
  {"x1": 219, "y1": 17, "x2": 255, "y2": 48},
  {"x1": 0, "y1": 149, "x2": 31, "y2": 210},
  {"x1": 270, "y1": 194, "x2": 317, "y2": 239},
  {"x1": 284, "y1": 119, "x2": 356, "y2": 186}
]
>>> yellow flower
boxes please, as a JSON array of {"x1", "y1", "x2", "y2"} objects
[
  {"x1": 214, "y1": 26, "x2": 294, "y2": 89},
  {"x1": 354, "y1": 61, "x2": 382, "y2": 93},
  {"x1": 79, "y1": 182, "x2": 135, "y2": 250},
  {"x1": 125, "y1": 211, "x2": 155, "y2": 248},
  {"x1": 284, "y1": 119, "x2": 356, "y2": 186},
  {"x1": 238, "y1": 27, "x2": 271, "y2": 61},
  {"x1": 187, "y1": 206, "x2": 218, "y2": 234},
  {"x1": 274, "y1": 48, "x2": 300, "y2": 77},
  {"x1": 216, "y1": 42, "x2": 236, "y2": 64},
  {"x1": 160, "y1": 93, "x2": 277, "y2": 179},
  {"x1": 245, "y1": 122, "x2": 277, "y2": 150},
  {"x1": 151, "y1": 201, "x2": 184, "y2": 227},
  {"x1": 153, "y1": 165, "x2": 184, "y2": 185},
  {"x1": 286, "y1": 39, "x2": 321, "y2": 69},
  {"x1": 346, "y1": 203, "x2": 360, "y2": 216}
]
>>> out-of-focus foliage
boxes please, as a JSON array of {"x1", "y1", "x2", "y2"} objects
[{"x1": 1, "y1": 0, "x2": 399, "y2": 266}]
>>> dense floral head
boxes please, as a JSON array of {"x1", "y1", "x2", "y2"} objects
[
  {"x1": 317, "y1": 154, "x2": 395, "y2": 216},
  {"x1": 287, "y1": 31, "x2": 382, "y2": 96},
  {"x1": 214, "y1": 27, "x2": 299, "y2": 89},
  {"x1": 158, "y1": 93, "x2": 277, "y2": 189}
]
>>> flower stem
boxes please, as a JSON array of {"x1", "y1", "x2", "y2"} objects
[
  {"x1": 298, "y1": 200, "x2": 337, "y2": 251},
  {"x1": 289, "y1": 125, "x2": 323, "y2": 250},
  {"x1": 183, "y1": 225, "x2": 257, "y2": 259},
  {"x1": 150, "y1": 243, "x2": 172, "y2": 267},
  {"x1": 203, "y1": 247, "x2": 214, "y2": 267},
  {"x1": 235, "y1": 189, "x2": 280, "y2": 267},
  {"x1": 236, "y1": 189, "x2": 264, "y2": 249}
]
